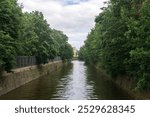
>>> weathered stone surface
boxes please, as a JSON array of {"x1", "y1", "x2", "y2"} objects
[{"x1": 0, "y1": 61, "x2": 63, "y2": 96}]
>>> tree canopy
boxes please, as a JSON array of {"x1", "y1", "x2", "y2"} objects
[
  {"x1": 79, "y1": 0, "x2": 150, "y2": 91},
  {"x1": 0, "y1": 0, "x2": 73, "y2": 72}
]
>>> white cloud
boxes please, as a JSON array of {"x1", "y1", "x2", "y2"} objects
[{"x1": 18, "y1": 0, "x2": 107, "y2": 49}]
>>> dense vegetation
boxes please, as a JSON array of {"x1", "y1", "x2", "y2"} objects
[
  {"x1": 79, "y1": 0, "x2": 150, "y2": 91},
  {"x1": 0, "y1": 0, "x2": 73, "y2": 72}
]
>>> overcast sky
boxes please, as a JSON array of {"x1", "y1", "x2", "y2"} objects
[{"x1": 18, "y1": 0, "x2": 107, "y2": 50}]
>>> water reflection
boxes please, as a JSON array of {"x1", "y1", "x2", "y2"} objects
[
  {"x1": 54, "y1": 61, "x2": 93, "y2": 100},
  {"x1": 0, "y1": 60, "x2": 132, "y2": 100}
]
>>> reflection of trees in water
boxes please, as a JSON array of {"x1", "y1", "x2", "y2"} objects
[
  {"x1": 0, "y1": 61, "x2": 133, "y2": 100},
  {"x1": 0, "y1": 63, "x2": 73, "y2": 100},
  {"x1": 85, "y1": 65, "x2": 133, "y2": 100},
  {"x1": 49, "y1": 62, "x2": 73, "y2": 80},
  {"x1": 32, "y1": 62, "x2": 74, "y2": 99}
]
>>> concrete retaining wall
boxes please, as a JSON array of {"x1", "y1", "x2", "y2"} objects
[{"x1": 0, "y1": 61, "x2": 63, "y2": 96}]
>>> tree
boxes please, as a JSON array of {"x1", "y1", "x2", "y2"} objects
[
  {"x1": 60, "y1": 43, "x2": 73, "y2": 61},
  {"x1": 0, "y1": 0, "x2": 22, "y2": 72},
  {"x1": 18, "y1": 12, "x2": 38, "y2": 56},
  {"x1": 0, "y1": 0, "x2": 22, "y2": 39},
  {"x1": 80, "y1": 0, "x2": 150, "y2": 91},
  {"x1": 51, "y1": 29, "x2": 73, "y2": 61},
  {"x1": 124, "y1": 0, "x2": 150, "y2": 90},
  {"x1": 0, "y1": 31, "x2": 16, "y2": 72},
  {"x1": 0, "y1": 1, "x2": 73, "y2": 72}
]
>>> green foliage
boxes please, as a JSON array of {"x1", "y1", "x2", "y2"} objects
[
  {"x1": 0, "y1": 0, "x2": 22, "y2": 39},
  {"x1": 78, "y1": 46, "x2": 86, "y2": 60},
  {"x1": 0, "y1": 31, "x2": 16, "y2": 72},
  {"x1": 79, "y1": 0, "x2": 150, "y2": 91},
  {"x1": 19, "y1": 11, "x2": 73, "y2": 64},
  {"x1": 60, "y1": 43, "x2": 73, "y2": 61},
  {"x1": 50, "y1": 29, "x2": 73, "y2": 61},
  {"x1": 0, "y1": 0, "x2": 22, "y2": 72},
  {"x1": 0, "y1": 1, "x2": 73, "y2": 73},
  {"x1": 18, "y1": 12, "x2": 38, "y2": 56}
]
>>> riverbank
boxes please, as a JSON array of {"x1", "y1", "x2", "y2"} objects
[
  {"x1": 0, "y1": 60, "x2": 133, "y2": 99},
  {"x1": 94, "y1": 65, "x2": 150, "y2": 100},
  {"x1": 115, "y1": 76, "x2": 150, "y2": 99},
  {"x1": 0, "y1": 61, "x2": 63, "y2": 96}
]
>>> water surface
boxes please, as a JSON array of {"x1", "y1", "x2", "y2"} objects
[{"x1": 0, "y1": 60, "x2": 132, "y2": 100}]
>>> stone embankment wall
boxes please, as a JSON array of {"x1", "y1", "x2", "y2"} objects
[{"x1": 0, "y1": 61, "x2": 62, "y2": 96}]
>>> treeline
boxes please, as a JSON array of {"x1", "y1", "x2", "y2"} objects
[
  {"x1": 79, "y1": 0, "x2": 150, "y2": 91},
  {"x1": 0, "y1": 0, "x2": 73, "y2": 72}
]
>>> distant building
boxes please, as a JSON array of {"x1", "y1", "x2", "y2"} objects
[{"x1": 73, "y1": 47, "x2": 78, "y2": 58}]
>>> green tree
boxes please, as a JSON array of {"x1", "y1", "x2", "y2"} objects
[
  {"x1": 18, "y1": 12, "x2": 38, "y2": 56},
  {"x1": 0, "y1": 0, "x2": 22, "y2": 72},
  {"x1": 60, "y1": 43, "x2": 73, "y2": 61},
  {"x1": 80, "y1": 0, "x2": 150, "y2": 91},
  {"x1": 0, "y1": 0, "x2": 22, "y2": 39},
  {"x1": 0, "y1": 1, "x2": 73, "y2": 73},
  {"x1": 124, "y1": 0, "x2": 150, "y2": 90},
  {"x1": 0, "y1": 31, "x2": 16, "y2": 72},
  {"x1": 31, "y1": 11, "x2": 58, "y2": 63},
  {"x1": 51, "y1": 29, "x2": 73, "y2": 61}
]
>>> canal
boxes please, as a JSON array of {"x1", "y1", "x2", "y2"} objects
[{"x1": 0, "y1": 60, "x2": 132, "y2": 100}]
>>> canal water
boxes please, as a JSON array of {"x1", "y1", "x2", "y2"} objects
[{"x1": 0, "y1": 60, "x2": 132, "y2": 100}]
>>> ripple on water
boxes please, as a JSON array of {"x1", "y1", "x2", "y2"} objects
[{"x1": 0, "y1": 60, "x2": 133, "y2": 100}]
